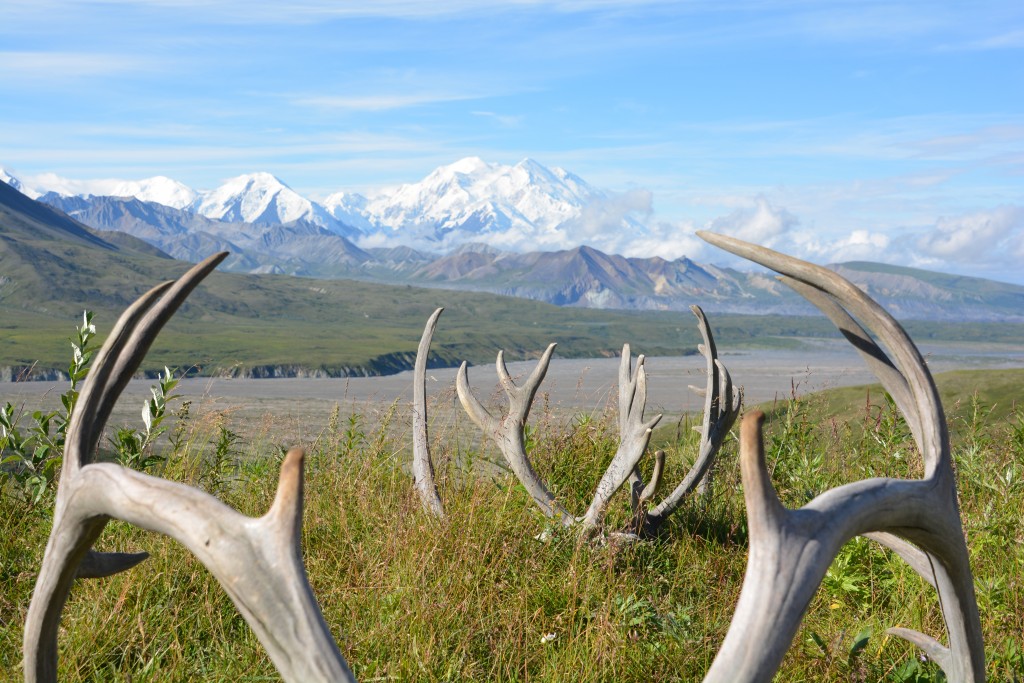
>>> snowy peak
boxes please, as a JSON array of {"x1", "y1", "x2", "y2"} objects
[
  {"x1": 4, "y1": 157, "x2": 648, "y2": 252},
  {"x1": 189, "y1": 172, "x2": 358, "y2": 237},
  {"x1": 0, "y1": 169, "x2": 196, "y2": 207},
  {"x1": 445, "y1": 155, "x2": 493, "y2": 176},
  {"x1": 110, "y1": 176, "x2": 197, "y2": 210},
  {"x1": 323, "y1": 156, "x2": 609, "y2": 251},
  {"x1": 195, "y1": 172, "x2": 305, "y2": 224},
  {"x1": 0, "y1": 167, "x2": 34, "y2": 198}
]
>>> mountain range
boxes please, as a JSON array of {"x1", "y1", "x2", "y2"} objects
[
  {"x1": 0, "y1": 178, "x2": 737, "y2": 379},
  {"x1": 4, "y1": 159, "x2": 1024, "y2": 322}
]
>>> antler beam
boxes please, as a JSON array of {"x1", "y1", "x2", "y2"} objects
[
  {"x1": 412, "y1": 307, "x2": 445, "y2": 517},
  {"x1": 632, "y1": 305, "x2": 742, "y2": 535},
  {"x1": 23, "y1": 254, "x2": 353, "y2": 683},
  {"x1": 456, "y1": 344, "x2": 577, "y2": 523},
  {"x1": 697, "y1": 231, "x2": 984, "y2": 683}
]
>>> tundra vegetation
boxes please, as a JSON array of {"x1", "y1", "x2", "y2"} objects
[{"x1": 1, "y1": 236, "x2": 1022, "y2": 682}]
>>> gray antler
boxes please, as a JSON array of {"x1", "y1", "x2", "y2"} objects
[
  {"x1": 456, "y1": 344, "x2": 576, "y2": 523},
  {"x1": 697, "y1": 231, "x2": 984, "y2": 683},
  {"x1": 450, "y1": 316, "x2": 743, "y2": 537},
  {"x1": 23, "y1": 253, "x2": 353, "y2": 683},
  {"x1": 455, "y1": 340, "x2": 663, "y2": 533},
  {"x1": 578, "y1": 345, "x2": 662, "y2": 531},
  {"x1": 632, "y1": 305, "x2": 742, "y2": 535},
  {"x1": 412, "y1": 307, "x2": 445, "y2": 517}
]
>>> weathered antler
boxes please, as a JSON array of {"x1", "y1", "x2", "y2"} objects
[
  {"x1": 412, "y1": 307, "x2": 445, "y2": 517},
  {"x1": 631, "y1": 305, "x2": 742, "y2": 535},
  {"x1": 697, "y1": 231, "x2": 984, "y2": 683},
  {"x1": 449, "y1": 313, "x2": 745, "y2": 537},
  {"x1": 455, "y1": 341, "x2": 661, "y2": 533},
  {"x1": 23, "y1": 254, "x2": 353, "y2": 683},
  {"x1": 456, "y1": 344, "x2": 576, "y2": 524},
  {"x1": 578, "y1": 345, "x2": 663, "y2": 531}
]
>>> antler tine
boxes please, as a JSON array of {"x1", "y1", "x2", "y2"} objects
[
  {"x1": 864, "y1": 530, "x2": 967, "y2": 667},
  {"x1": 863, "y1": 531, "x2": 939, "y2": 590},
  {"x1": 693, "y1": 305, "x2": 723, "y2": 496},
  {"x1": 456, "y1": 345, "x2": 575, "y2": 524},
  {"x1": 640, "y1": 450, "x2": 665, "y2": 501},
  {"x1": 412, "y1": 308, "x2": 445, "y2": 517},
  {"x1": 580, "y1": 345, "x2": 661, "y2": 532},
  {"x1": 25, "y1": 258, "x2": 353, "y2": 683},
  {"x1": 496, "y1": 343, "x2": 558, "y2": 410},
  {"x1": 640, "y1": 307, "x2": 740, "y2": 532},
  {"x1": 61, "y1": 280, "x2": 171, "y2": 472},
  {"x1": 456, "y1": 361, "x2": 501, "y2": 435},
  {"x1": 697, "y1": 230, "x2": 947, "y2": 478},
  {"x1": 888, "y1": 627, "x2": 955, "y2": 674},
  {"x1": 697, "y1": 233, "x2": 983, "y2": 683},
  {"x1": 66, "y1": 252, "x2": 229, "y2": 473},
  {"x1": 618, "y1": 344, "x2": 639, "y2": 433}
]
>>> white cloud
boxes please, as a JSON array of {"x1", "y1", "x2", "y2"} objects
[
  {"x1": 707, "y1": 196, "x2": 798, "y2": 247},
  {"x1": 618, "y1": 221, "x2": 707, "y2": 261},
  {"x1": 572, "y1": 189, "x2": 652, "y2": 238},
  {"x1": 0, "y1": 51, "x2": 160, "y2": 81},
  {"x1": 293, "y1": 93, "x2": 482, "y2": 111},
  {"x1": 794, "y1": 229, "x2": 892, "y2": 263},
  {"x1": 471, "y1": 111, "x2": 524, "y2": 127},
  {"x1": 916, "y1": 205, "x2": 1024, "y2": 260},
  {"x1": 18, "y1": 171, "x2": 137, "y2": 197}
]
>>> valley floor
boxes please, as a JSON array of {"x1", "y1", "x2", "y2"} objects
[{"x1": 4, "y1": 339, "x2": 1024, "y2": 448}]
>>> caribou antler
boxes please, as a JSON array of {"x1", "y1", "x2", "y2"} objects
[
  {"x1": 23, "y1": 253, "x2": 353, "y2": 683},
  {"x1": 697, "y1": 231, "x2": 984, "y2": 683},
  {"x1": 449, "y1": 312, "x2": 745, "y2": 537},
  {"x1": 412, "y1": 307, "x2": 445, "y2": 517},
  {"x1": 630, "y1": 305, "x2": 742, "y2": 535},
  {"x1": 578, "y1": 345, "x2": 663, "y2": 531},
  {"x1": 456, "y1": 344, "x2": 577, "y2": 524},
  {"x1": 454, "y1": 341, "x2": 662, "y2": 533}
]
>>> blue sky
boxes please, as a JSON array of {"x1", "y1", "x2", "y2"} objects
[{"x1": 1, "y1": 1, "x2": 1022, "y2": 282}]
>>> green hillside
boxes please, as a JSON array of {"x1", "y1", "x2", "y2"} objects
[
  {"x1": 759, "y1": 367, "x2": 1024, "y2": 437},
  {"x1": 3, "y1": 182, "x2": 1024, "y2": 378}
]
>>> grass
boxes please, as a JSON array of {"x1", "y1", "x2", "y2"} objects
[
  {"x1": 751, "y1": 368, "x2": 1024, "y2": 440},
  {"x1": 2, "y1": 367, "x2": 1023, "y2": 682}
]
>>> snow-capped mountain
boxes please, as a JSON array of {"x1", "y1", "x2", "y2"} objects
[
  {"x1": 323, "y1": 156, "x2": 641, "y2": 251},
  {"x1": 3, "y1": 158, "x2": 652, "y2": 253},
  {"x1": 37, "y1": 192, "x2": 372, "y2": 276},
  {"x1": 5, "y1": 168, "x2": 360, "y2": 239},
  {"x1": 5, "y1": 169, "x2": 1024, "y2": 321},
  {"x1": 109, "y1": 176, "x2": 197, "y2": 210},
  {"x1": 193, "y1": 172, "x2": 355, "y2": 236},
  {"x1": 0, "y1": 167, "x2": 30, "y2": 197},
  {"x1": 0, "y1": 170, "x2": 194, "y2": 207}
]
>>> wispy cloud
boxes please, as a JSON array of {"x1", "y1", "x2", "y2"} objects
[
  {"x1": 294, "y1": 93, "x2": 484, "y2": 111},
  {"x1": 471, "y1": 111, "x2": 524, "y2": 127},
  {"x1": 940, "y1": 28, "x2": 1024, "y2": 51},
  {"x1": 0, "y1": 50, "x2": 160, "y2": 81}
]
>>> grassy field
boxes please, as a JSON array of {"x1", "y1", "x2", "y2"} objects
[{"x1": 1, "y1": 363, "x2": 1022, "y2": 681}]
